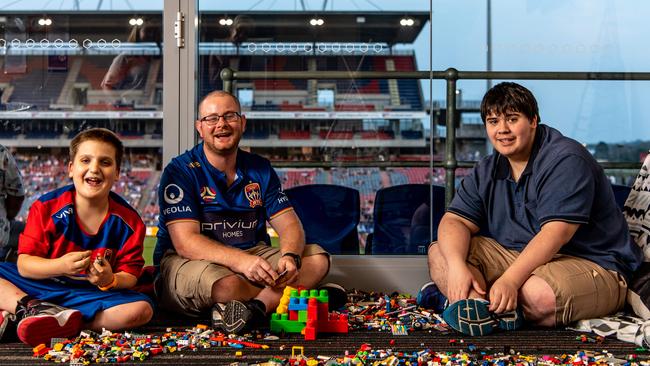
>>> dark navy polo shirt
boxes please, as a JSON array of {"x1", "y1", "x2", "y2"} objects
[{"x1": 448, "y1": 124, "x2": 641, "y2": 281}]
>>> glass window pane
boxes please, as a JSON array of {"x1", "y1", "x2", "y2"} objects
[
  {"x1": 197, "y1": 2, "x2": 433, "y2": 254},
  {"x1": 2, "y1": 10, "x2": 164, "y2": 239}
]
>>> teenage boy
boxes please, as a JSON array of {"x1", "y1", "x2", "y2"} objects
[{"x1": 427, "y1": 82, "x2": 640, "y2": 336}]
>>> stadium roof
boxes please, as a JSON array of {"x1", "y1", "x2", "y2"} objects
[
  {"x1": 201, "y1": 11, "x2": 429, "y2": 44},
  {"x1": 0, "y1": 11, "x2": 428, "y2": 45}
]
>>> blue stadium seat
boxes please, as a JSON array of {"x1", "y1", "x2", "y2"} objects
[
  {"x1": 367, "y1": 184, "x2": 445, "y2": 255},
  {"x1": 611, "y1": 183, "x2": 631, "y2": 210},
  {"x1": 285, "y1": 184, "x2": 360, "y2": 254}
]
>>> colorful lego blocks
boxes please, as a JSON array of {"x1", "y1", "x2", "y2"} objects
[{"x1": 270, "y1": 288, "x2": 348, "y2": 340}]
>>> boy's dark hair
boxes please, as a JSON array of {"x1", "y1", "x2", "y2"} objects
[
  {"x1": 69, "y1": 128, "x2": 124, "y2": 170},
  {"x1": 480, "y1": 82, "x2": 540, "y2": 123}
]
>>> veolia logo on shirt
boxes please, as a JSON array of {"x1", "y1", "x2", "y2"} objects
[{"x1": 164, "y1": 184, "x2": 184, "y2": 204}]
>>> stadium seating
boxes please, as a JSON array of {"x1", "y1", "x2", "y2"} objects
[
  {"x1": 366, "y1": 184, "x2": 445, "y2": 255},
  {"x1": 285, "y1": 184, "x2": 360, "y2": 254}
]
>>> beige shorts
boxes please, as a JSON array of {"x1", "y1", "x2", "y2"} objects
[
  {"x1": 156, "y1": 244, "x2": 329, "y2": 316},
  {"x1": 464, "y1": 236, "x2": 628, "y2": 325}
]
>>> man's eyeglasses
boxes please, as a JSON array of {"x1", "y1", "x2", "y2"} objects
[{"x1": 199, "y1": 112, "x2": 241, "y2": 125}]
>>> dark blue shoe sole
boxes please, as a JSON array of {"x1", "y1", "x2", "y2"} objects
[
  {"x1": 443, "y1": 299, "x2": 497, "y2": 336},
  {"x1": 443, "y1": 299, "x2": 524, "y2": 336}
]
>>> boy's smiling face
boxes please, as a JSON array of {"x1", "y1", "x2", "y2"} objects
[{"x1": 68, "y1": 140, "x2": 119, "y2": 202}]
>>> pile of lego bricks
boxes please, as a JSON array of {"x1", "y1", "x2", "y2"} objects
[
  {"x1": 7, "y1": 328, "x2": 650, "y2": 365},
  {"x1": 0, "y1": 289, "x2": 648, "y2": 365}
]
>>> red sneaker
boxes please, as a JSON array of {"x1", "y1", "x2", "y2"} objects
[{"x1": 16, "y1": 300, "x2": 82, "y2": 346}]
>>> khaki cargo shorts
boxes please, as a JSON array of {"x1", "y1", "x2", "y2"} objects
[
  {"x1": 156, "y1": 243, "x2": 329, "y2": 317},
  {"x1": 465, "y1": 236, "x2": 628, "y2": 325}
]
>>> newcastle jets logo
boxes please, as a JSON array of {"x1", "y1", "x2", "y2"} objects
[
  {"x1": 201, "y1": 186, "x2": 217, "y2": 202},
  {"x1": 164, "y1": 184, "x2": 184, "y2": 204},
  {"x1": 244, "y1": 183, "x2": 263, "y2": 208}
]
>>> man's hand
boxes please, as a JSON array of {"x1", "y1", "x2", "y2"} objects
[
  {"x1": 488, "y1": 275, "x2": 520, "y2": 313},
  {"x1": 275, "y1": 255, "x2": 299, "y2": 287},
  {"x1": 447, "y1": 264, "x2": 486, "y2": 303},
  {"x1": 235, "y1": 254, "x2": 279, "y2": 287},
  {"x1": 87, "y1": 256, "x2": 115, "y2": 287},
  {"x1": 57, "y1": 251, "x2": 92, "y2": 276}
]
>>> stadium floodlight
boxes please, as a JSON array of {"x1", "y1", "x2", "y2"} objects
[
  {"x1": 219, "y1": 18, "x2": 233, "y2": 26},
  {"x1": 129, "y1": 17, "x2": 144, "y2": 26},
  {"x1": 399, "y1": 18, "x2": 414, "y2": 27},
  {"x1": 38, "y1": 18, "x2": 52, "y2": 26},
  {"x1": 309, "y1": 18, "x2": 324, "y2": 26}
]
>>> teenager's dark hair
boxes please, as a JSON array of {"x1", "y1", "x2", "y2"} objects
[
  {"x1": 480, "y1": 82, "x2": 540, "y2": 123},
  {"x1": 69, "y1": 128, "x2": 124, "y2": 170}
]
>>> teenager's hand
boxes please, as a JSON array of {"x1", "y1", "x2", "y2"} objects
[
  {"x1": 447, "y1": 264, "x2": 485, "y2": 303},
  {"x1": 87, "y1": 255, "x2": 115, "y2": 287},
  {"x1": 58, "y1": 250, "x2": 92, "y2": 276},
  {"x1": 488, "y1": 276, "x2": 519, "y2": 313},
  {"x1": 235, "y1": 254, "x2": 279, "y2": 287}
]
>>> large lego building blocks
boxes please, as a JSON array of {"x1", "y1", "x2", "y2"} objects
[{"x1": 270, "y1": 286, "x2": 348, "y2": 340}]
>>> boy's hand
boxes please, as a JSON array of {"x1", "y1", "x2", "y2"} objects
[
  {"x1": 58, "y1": 251, "x2": 92, "y2": 276},
  {"x1": 87, "y1": 255, "x2": 114, "y2": 287}
]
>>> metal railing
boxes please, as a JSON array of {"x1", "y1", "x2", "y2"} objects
[{"x1": 221, "y1": 67, "x2": 649, "y2": 205}]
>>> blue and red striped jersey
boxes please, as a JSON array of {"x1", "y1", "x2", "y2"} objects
[{"x1": 18, "y1": 185, "x2": 145, "y2": 278}]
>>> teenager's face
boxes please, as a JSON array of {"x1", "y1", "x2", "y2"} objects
[
  {"x1": 68, "y1": 140, "x2": 119, "y2": 202},
  {"x1": 485, "y1": 111, "x2": 537, "y2": 162},
  {"x1": 195, "y1": 94, "x2": 247, "y2": 156}
]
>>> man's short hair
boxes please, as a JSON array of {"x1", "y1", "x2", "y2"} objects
[
  {"x1": 69, "y1": 128, "x2": 124, "y2": 170},
  {"x1": 480, "y1": 82, "x2": 541, "y2": 123},
  {"x1": 198, "y1": 90, "x2": 241, "y2": 114}
]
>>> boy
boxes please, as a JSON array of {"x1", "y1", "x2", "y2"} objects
[{"x1": 0, "y1": 128, "x2": 154, "y2": 346}]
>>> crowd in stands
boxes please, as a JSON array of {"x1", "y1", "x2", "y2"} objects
[{"x1": 14, "y1": 152, "x2": 457, "y2": 241}]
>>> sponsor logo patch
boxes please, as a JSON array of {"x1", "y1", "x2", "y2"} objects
[
  {"x1": 201, "y1": 186, "x2": 217, "y2": 202},
  {"x1": 164, "y1": 184, "x2": 184, "y2": 204}
]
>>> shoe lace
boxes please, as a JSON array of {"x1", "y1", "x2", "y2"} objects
[{"x1": 20, "y1": 300, "x2": 53, "y2": 318}]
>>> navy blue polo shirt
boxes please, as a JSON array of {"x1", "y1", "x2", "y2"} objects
[{"x1": 448, "y1": 124, "x2": 641, "y2": 281}]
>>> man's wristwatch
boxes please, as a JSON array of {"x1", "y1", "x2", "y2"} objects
[{"x1": 282, "y1": 252, "x2": 302, "y2": 269}]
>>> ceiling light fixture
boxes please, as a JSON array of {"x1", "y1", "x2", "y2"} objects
[
  {"x1": 219, "y1": 18, "x2": 233, "y2": 26},
  {"x1": 309, "y1": 18, "x2": 324, "y2": 26}
]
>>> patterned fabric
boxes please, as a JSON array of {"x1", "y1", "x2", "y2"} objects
[
  {"x1": 574, "y1": 313, "x2": 650, "y2": 347},
  {"x1": 0, "y1": 145, "x2": 25, "y2": 248},
  {"x1": 625, "y1": 152, "x2": 650, "y2": 319},
  {"x1": 577, "y1": 152, "x2": 650, "y2": 345}
]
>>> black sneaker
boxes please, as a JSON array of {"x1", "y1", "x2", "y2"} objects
[
  {"x1": 0, "y1": 311, "x2": 17, "y2": 342},
  {"x1": 318, "y1": 283, "x2": 347, "y2": 310},
  {"x1": 212, "y1": 299, "x2": 266, "y2": 334},
  {"x1": 16, "y1": 300, "x2": 82, "y2": 346},
  {"x1": 416, "y1": 281, "x2": 448, "y2": 313}
]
